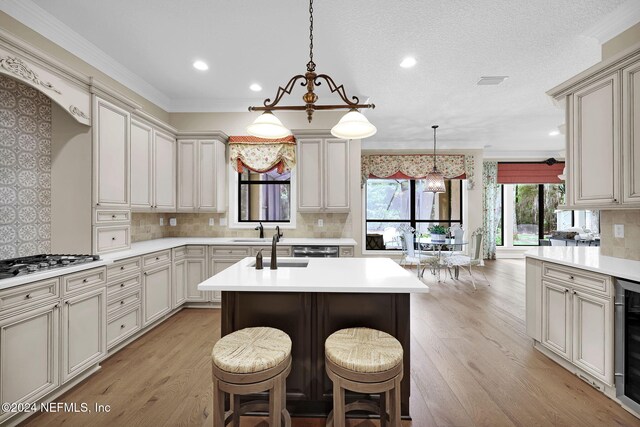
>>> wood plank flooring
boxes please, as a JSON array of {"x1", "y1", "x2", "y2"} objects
[{"x1": 21, "y1": 260, "x2": 640, "y2": 427}]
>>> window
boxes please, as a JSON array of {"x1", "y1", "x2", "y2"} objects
[
  {"x1": 238, "y1": 169, "x2": 291, "y2": 222},
  {"x1": 365, "y1": 179, "x2": 463, "y2": 250}
]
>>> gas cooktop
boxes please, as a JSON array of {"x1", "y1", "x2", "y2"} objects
[{"x1": 0, "y1": 254, "x2": 100, "y2": 280}]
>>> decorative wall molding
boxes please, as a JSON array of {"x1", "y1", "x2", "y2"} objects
[{"x1": 0, "y1": 55, "x2": 60, "y2": 94}]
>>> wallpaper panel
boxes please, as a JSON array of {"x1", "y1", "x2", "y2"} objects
[{"x1": 0, "y1": 75, "x2": 52, "y2": 259}]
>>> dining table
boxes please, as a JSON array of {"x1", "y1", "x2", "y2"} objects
[{"x1": 416, "y1": 237, "x2": 469, "y2": 281}]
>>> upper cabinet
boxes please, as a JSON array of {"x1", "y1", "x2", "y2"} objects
[
  {"x1": 548, "y1": 45, "x2": 640, "y2": 209},
  {"x1": 297, "y1": 136, "x2": 350, "y2": 213},
  {"x1": 93, "y1": 97, "x2": 130, "y2": 208},
  {"x1": 130, "y1": 115, "x2": 177, "y2": 212},
  {"x1": 176, "y1": 136, "x2": 227, "y2": 213}
]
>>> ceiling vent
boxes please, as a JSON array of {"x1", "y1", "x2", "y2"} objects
[{"x1": 477, "y1": 76, "x2": 509, "y2": 85}]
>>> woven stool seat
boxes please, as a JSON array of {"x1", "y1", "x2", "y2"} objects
[
  {"x1": 325, "y1": 327, "x2": 403, "y2": 374},
  {"x1": 212, "y1": 327, "x2": 292, "y2": 374}
]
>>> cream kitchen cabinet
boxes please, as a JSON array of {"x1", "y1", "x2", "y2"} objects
[
  {"x1": 142, "y1": 262, "x2": 172, "y2": 326},
  {"x1": 93, "y1": 96, "x2": 130, "y2": 208},
  {"x1": 297, "y1": 136, "x2": 350, "y2": 213},
  {"x1": 173, "y1": 257, "x2": 187, "y2": 308},
  {"x1": 177, "y1": 137, "x2": 227, "y2": 213},
  {"x1": 0, "y1": 301, "x2": 59, "y2": 423},
  {"x1": 622, "y1": 59, "x2": 640, "y2": 205},
  {"x1": 61, "y1": 286, "x2": 107, "y2": 383},
  {"x1": 183, "y1": 258, "x2": 209, "y2": 303},
  {"x1": 541, "y1": 280, "x2": 572, "y2": 360},
  {"x1": 130, "y1": 117, "x2": 177, "y2": 212},
  {"x1": 174, "y1": 245, "x2": 209, "y2": 304}
]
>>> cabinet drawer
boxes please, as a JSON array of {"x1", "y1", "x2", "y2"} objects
[
  {"x1": 107, "y1": 305, "x2": 141, "y2": 349},
  {"x1": 251, "y1": 246, "x2": 291, "y2": 257},
  {"x1": 173, "y1": 246, "x2": 187, "y2": 260},
  {"x1": 142, "y1": 250, "x2": 172, "y2": 268},
  {"x1": 0, "y1": 278, "x2": 59, "y2": 315},
  {"x1": 94, "y1": 225, "x2": 131, "y2": 254},
  {"x1": 174, "y1": 245, "x2": 206, "y2": 260},
  {"x1": 542, "y1": 263, "x2": 611, "y2": 297},
  {"x1": 107, "y1": 289, "x2": 141, "y2": 316},
  {"x1": 106, "y1": 257, "x2": 141, "y2": 280},
  {"x1": 210, "y1": 246, "x2": 251, "y2": 256},
  {"x1": 107, "y1": 274, "x2": 141, "y2": 298},
  {"x1": 339, "y1": 246, "x2": 354, "y2": 257},
  {"x1": 94, "y1": 209, "x2": 131, "y2": 225},
  {"x1": 62, "y1": 267, "x2": 106, "y2": 296}
]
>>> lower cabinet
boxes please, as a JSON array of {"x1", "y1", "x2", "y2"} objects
[
  {"x1": 210, "y1": 258, "x2": 244, "y2": 302},
  {"x1": 61, "y1": 287, "x2": 107, "y2": 383},
  {"x1": 142, "y1": 263, "x2": 172, "y2": 326},
  {"x1": 107, "y1": 304, "x2": 142, "y2": 349},
  {"x1": 173, "y1": 259, "x2": 187, "y2": 307},
  {"x1": 184, "y1": 258, "x2": 208, "y2": 303},
  {"x1": 541, "y1": 280, "x2": 572, "y2": 359},
  {"x1": 0, "y1": 302, "x2": 59, "y2": 423}
]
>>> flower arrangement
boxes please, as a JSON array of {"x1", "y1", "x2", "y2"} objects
[{"x1": 428, "y1": 225, "x2": 448, "y2": 242}]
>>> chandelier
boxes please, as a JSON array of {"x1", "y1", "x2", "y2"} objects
[
  {"x1": 246, "y1": 0, "x2": 377, "y2": 140},
  {"x1": 424, "y1": 125, "x2": 446, "y2": 193}
]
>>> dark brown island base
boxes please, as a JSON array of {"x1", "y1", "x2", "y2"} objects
[{"x1": 221, "y1": 291, "x2": 411, "y2": 418}]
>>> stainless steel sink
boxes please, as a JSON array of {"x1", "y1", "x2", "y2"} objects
[
  {"x1": 249, "y1": 260, "x2": 309, "y2": 268},
  {"x1": 230, "y1": 238, "x2": 271, "y2": 243}
]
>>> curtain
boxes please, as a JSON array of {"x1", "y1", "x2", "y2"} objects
[
  {"x1": 229, "y1": 135, "x2": 296, "y2": 173},
  {"x1": 482, "y1": 161, "x2": 500, "y2": 260},
  {"x1": 361, "y1": 154, "x2": 475, "y2": 189}
]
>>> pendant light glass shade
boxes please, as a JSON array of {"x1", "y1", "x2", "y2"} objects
[
  {"x1": 425, "y1": 170, "x2": 446, "y2": 193},
  {"x1": 330, "y1": 110, "x2": 377, "y2": 139},
  {"x1": 246, "y1": 111, "x2": 291, "y2": 139}
]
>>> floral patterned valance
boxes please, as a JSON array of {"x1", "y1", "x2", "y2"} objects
[
  {"x1": 362, "y1": 154, "x2": 475, "y2": 189},
  {"x1": 229, "y1": 135, "x2": 296, "y2": 174}
]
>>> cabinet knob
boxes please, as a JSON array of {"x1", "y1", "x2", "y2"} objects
[
  {"x1": 120, "y1": 324, "x2": 125, "y2": 329},
  {"x1": 112, "y1": 237, "x2": 116, "y2": 241},
  {"x1": 96, "y1": 203, "x2": 100, "y2": 206},
  {"x1": 120, "y1": 283, "x2": 125, "y2": 287},
  {"x1": 569, "y1": 275, "x2": 574, "y2": 280},
  {"x1": 564, "y1": 289, "x2": 569, "y2": 293},
  {"x1": 573, "y1": 290, "x2": 577, "y2": 294},
  {"x1": 144, "y1": 272, "x2": 148, "y2": 276},
  {"x1": 83, "y1": 278, "x2": 88, "y2": 283},
  {"x1": 120, "y1": 300, "x2": 125, "y2": 305},
  {"x1": 54, "y1": 303, "x2": 59, "y2": 308},
  {"x1": 156, "y1": 257, "x2": 159, "y2": 260},
  {"x1": 112, "y1": 214, "x2": 116, "y2": 219},
  {"x1": 614, "y1": 198, "x2": 618, "y2": 203},
  {"x1": 120, "y1": 266, "x2": 125, "y2": 270},
  {"x1": 65, "y1": 301, "x2": 70, "y2": 305},
  {"x1": 25, "y1": 293, "x2": 31, "y2": 299}
]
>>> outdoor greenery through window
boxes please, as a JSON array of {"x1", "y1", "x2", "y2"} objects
[
  {"x1": 365, "y1": 178, "x2": 462, "y2": 250},
  {"x1": 238, "y1": 169, "x2": 290, "y2": 223}
]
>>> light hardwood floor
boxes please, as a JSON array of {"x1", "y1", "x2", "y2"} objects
[{"x1": 21, "y1": 260, "x2": 640, "y2": 427}]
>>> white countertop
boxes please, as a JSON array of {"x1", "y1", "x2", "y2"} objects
[
  {"x1": 197, "y1": 257, "x2": 429, "y2": 293},
  {"x1": 0, "y1": 237, "x2": 357, "y2": 290},
  {"x1": 525, "y1": 247, "x2": 640, "y2": 282}
]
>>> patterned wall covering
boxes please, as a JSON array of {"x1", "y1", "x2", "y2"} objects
[{"x1": 0, "y1": 75, "x2": 51, "y2": 259}]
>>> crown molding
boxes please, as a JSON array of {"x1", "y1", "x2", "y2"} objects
[
  {"x1": 175, "y1": 130, "x2": 229, "y2": 142},
  {"x1": 169, "y1": 97, "x2": 265, "y2": 113},
  {"x1": 1, "y1": 0, "x2": 171, "y2": 110},
  {"x1": 583, "y1": 0, "x2": 640, "y2": 44}
]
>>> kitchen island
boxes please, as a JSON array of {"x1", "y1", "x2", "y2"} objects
[{"x1": 198, "y1": 257, "x2": 428, "y2": 419}]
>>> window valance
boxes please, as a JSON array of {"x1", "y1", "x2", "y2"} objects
[
  {"x1": 229, "y1": 135, "x2": 296, "y2": 174},
  {"x1": 361, "y1": 154, "x2": 475, "y2": 189}
]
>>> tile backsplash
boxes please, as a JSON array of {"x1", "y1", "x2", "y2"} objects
[
  {"x1": 0, "y1": 75, "x2": 51, "y2": 259},
  {"x1": 600, "y1": 210, "x2": 640, "y2": 261},
  {"x1": 131, "y1": 212, "x2": 353, "y2": 243}
]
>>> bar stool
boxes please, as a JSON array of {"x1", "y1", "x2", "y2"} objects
[
  {"x1": 325, "y1": 327, "x2": 403, "y2": 427},
  {"x1": 211, "y1": 326, "x2": 292, "y2": 427}
]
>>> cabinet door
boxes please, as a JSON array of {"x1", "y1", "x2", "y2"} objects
[
  {"x1": 0, "y1": 303, "x2": 59, "y2": 418},
  {"x1": 62, "y1": 287, "x2": 106, "y2": 383},
  {"x1": 324, "y1": 138, "x2": 350, "y2": 212},
  {"x1": 130, "y1": 120, "x2": 153, "y2": 210},
  {"x1": 177, "y1": 140, "x2": 198, "y2": 212},
  {"x1": 199, "y1": 140, "x2": 218, "y2": 212},
  {"x1": 572, "y1": 291, "x2": 613, "y2": 384},
  {"x1": 143, "y1": 264, "x2": 172, "y2": 325},
  {"x1": 622, "y1": 60, "x2": 640, "y2": 205},
  {"x1": 297, "y1": 139, "x2": 323, "y2": 212},
  {"x1": 153, "y1": 131, "x2": 176, "y2": 210},
  {"x1": 541, "y1": 281, "x2": 572, "y2": 360},
  {"x1": 215, "y1": 140, "x2": 227, "y2": 213},
  {"x1": 210, "y1": 258, "x2": 244, "y2": 302},
  {"x1": 571, "y1": 73, "x2": 620, "y2": 206},
  {"x1": 93, "y1": 97, "x2": 130, "y2": 207},
  {"x1": 173, "y1": 259, "x2": 186, "y2": 308},
  {"x1": 184, "y1": 258, "x2": 208, "y2": 302}
]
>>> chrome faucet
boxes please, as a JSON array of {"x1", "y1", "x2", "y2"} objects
[
  {"x1": 275, "y1": 225, "x2": 283, "y2": 242},
  {"x1": 255, "y1": 222, "x2": 264, "y2": 239},
  {"x1": 270, "y1": 234, "x2": 278, "y2": 270}
]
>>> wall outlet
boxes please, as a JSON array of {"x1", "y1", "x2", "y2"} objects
[
  {"x1": 209, "y1": 218, "x2": 215, "y2": 226},
  {"x1": 318, "y1": 219, "x2": 324, "y2": 227},
  {"x1": 614, "y1": 224, "x2": 624, "y2": 238},
  {"x1": 169, "y1": 218, "x2": 177, "y2": 227},
  {"x1": 159, "y1": 218, "x2": 164, "y2": 226},
  {"x1": 220, "y1": 217, "x2": 227, "y2": 226}
]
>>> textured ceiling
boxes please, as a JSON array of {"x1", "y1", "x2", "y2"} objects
[{"x1": 19, "y1": 0, "x2": 636, "y2": 152}]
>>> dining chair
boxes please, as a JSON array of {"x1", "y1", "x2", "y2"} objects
[
  {"x1": 399, "y1": 231, "x2": 438, "y2": 278},
  {"x1": 443, "y1": 228, "x2": 484, "y2": 289}
]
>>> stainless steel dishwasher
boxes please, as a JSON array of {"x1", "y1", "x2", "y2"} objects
[{"x1": 292, "y1": 246, "x2": 339, "y2": 257}]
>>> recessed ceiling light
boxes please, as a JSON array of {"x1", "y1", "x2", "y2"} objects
[
  {"x1": 477, "y1": 76, "x2": 508, "y2": 85},
  {"x1": 549, "y1": 130, "x2": 560, "y2": 136},
  {"x1": 400, "y1": 57, "x2": 417, "y2": 68},
  {"x1": 193, "y1": 60, "x2": 209, "y2": 71},
  {"x1": 249, "y1": 83, "x2": 262, "y2": 92}
]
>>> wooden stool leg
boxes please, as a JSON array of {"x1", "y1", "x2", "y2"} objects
[
  {"x1": 212, "y1": 378, "x2": 225, "y2": 427},
  {"x1": 389, "y1": 381, "x2": 401, "y2": 427},
  {"x1": 332, "y1": 380, "x2": 345, "y2": 427},
  {"x1": 269, "y1": 377, "x2": 283, "y2": 427},
  {"x1": 379, "y1": 392, "x2": 388, "y2": 427},
  {"x1": 231, "y1": 394, "x2": 241, "y2": 426}
]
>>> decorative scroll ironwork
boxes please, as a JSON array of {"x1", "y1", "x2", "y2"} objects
[
  {"x1": 261, "y1": 74, "x2": 307, "y2": 108},
  {"x1": 68, "y1": 105, "x2": 89, "y2": 120},
  {"x1": 0, "y1": 56, "x2": 61, "y2": 94},
  {"x1": 314, "y1": 74, "x2": 361, "y2": 106}
]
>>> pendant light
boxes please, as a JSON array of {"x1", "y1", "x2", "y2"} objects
[
  {"x1": 247, "y1": 0, "x2": 376, "y2": 139},
  {"x1": 424, "y1": 125, "x2": 446, "y2": 193}
]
